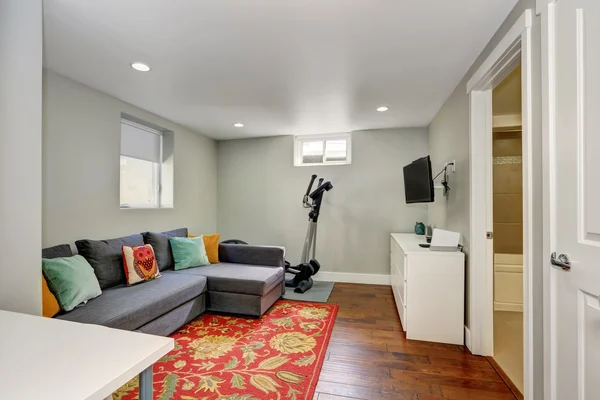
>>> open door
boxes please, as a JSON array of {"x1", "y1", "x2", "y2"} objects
[{"x1": 544, "y1": 0, "x2": 600, "y2": 398}]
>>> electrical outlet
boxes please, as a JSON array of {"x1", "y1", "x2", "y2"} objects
[{"x1": 445, "y1": 160, "x2": 456, "y2": 173}]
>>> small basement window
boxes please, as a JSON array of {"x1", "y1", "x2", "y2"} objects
[
  {"x1": 294, "y1": 133, "x2": 352, "y2": 166},
  {"x1": 120, "y1": 118, "x2": 166, "y2": 208}
]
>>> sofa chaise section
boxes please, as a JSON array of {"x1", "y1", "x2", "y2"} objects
[{"x1": 175, "y1": 243, "x2": 285, "y2": 317}]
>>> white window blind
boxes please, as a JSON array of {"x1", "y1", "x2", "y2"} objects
[
  {"x1": 121, "y1": 120, "x2": 161, "y2": 163},
  {"x1": 120, "y1": 119, "x2": 163, "y2": 208},
  {"x1": 325, "y1": 140, "x2": 347, "y2": 162}
]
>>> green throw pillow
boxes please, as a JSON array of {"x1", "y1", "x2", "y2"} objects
[
  {"x1": 42, "y1": 255, "x2": 102, "y2": 312},
  {"x1": 170, "y1": 236, "x2": 210, "y2": 270}
]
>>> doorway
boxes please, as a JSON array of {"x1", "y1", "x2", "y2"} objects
[
  {"x1": 465, "y1": 8, "x2": 537, "y2": 400},
  {"x1": 491, "y1": 66, "x2": 524, "y2": 396}
]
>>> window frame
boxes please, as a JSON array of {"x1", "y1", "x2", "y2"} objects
[
  {"x1": 120, "y1": 118, "x2": 164, "y2": 209},
  {"x1": 293, "y1": 133, "x2": 352, "y2": 167}
]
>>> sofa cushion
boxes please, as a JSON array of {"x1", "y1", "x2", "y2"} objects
[
  {"x1": 42, "y1": 255, "x2": 102, "y2": 312},
  {"x1": 190, "y1": 233, "x2": 220, "y2": 263},
  {"x1": 173, "y1": 263, "x2": 284, "y2": 296},
  {"x1": 42, "y1": 244, "x2": 74, "y2": 317},
  {"x1": 170, "y1": 236, "x2": 210, "y2": 270},
  {"x1": 203, "y1": 233, "x2": 220, "y2": 263},
  {"x1": 219, "y1": 244, "x2": 285, "y2": 268},
  {"x1": 75, "y1": 234, "x2": 144, "y2": 289},
  {"x1": 122, "y1": 244, "x2": 161, "y2": 286},
  {"x1": 42, "y1": 276, "x2": 61, "y2": 318},
  {"x1": 56, "y1": 271, "x2": 207, "y2": 331},
  {"x1": 42, "y1": 244, "x2": 73, "y2": 259},
  {"x1": 142, "y1": 228, "x2": 188, "y2": 271}
]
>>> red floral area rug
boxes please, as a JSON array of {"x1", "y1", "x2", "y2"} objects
[{"x1": 113, "y1": 301, "x2": 338, "y2": 400}]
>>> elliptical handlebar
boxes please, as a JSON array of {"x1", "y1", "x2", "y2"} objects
[
  {"x1": 303, "y1": 174, "x2": 318, "y2": 208},
  {"x1": 302, "y1": 174, "x2": 333, "y2": 209},
  {"x1": 305, "y1": 174, "x2": 318, "y2": 196},
  {"x1": 309, "y1": 181, "x2": 333, "y2": 199}
]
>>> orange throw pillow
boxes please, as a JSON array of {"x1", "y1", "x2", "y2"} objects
[
  {"x1": 42, "y1": 275, "x2": 60, "y2": 318},
  {"x1": 189, "y1": 233, "x2": 220, "y2": 263}
]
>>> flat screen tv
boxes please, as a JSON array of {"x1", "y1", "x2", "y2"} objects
[{"x1": 403, "y1": 156, "x2": 434, "y2": 203}]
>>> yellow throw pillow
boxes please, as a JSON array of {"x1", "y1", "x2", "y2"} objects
[
  {"x1": 42, "y1": 275, "x2": 61, "y2": 318},
  {"x1": 189, "y1": 233, "x2": 220, "y2": 263}
]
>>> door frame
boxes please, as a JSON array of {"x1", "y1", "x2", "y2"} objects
[
  {"x1": 539, "y1": 1, "x2": 556, "y2": 399},
  {"x1": 466, "y1": 8, "x2": 534, "y2": 399}
]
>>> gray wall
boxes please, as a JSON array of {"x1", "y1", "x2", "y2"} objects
[
  {"x1": 0, "y1": 0, "x2": 43, "y2": 315},
  {"x1": 427, "y1": 1, "x2": 542, "y2": 398},
  {"x1": 43, "y1": 71, "x2": 218, "y2": 246},
  {"x1": 217, "y1": 128, "x2": 428, "y2": 276}
]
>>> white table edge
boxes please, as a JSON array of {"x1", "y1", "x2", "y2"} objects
[{"x1": 92, "y1": 336, "x2": 174, "y2": 400}]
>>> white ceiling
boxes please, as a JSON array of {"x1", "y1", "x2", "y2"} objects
[{"x1": 43, "y1": 0, "x2": 518, "y2": 140}]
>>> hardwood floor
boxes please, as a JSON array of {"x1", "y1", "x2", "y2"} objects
[
  {"x1": 313, "y1": 283, "x2": 517, "y2": 400},
  {"x1": 487, "y1": 357, "x2": 525, "y2": 400}
]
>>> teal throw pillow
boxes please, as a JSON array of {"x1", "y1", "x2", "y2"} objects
[
  {"x1": 170, "y1": 236, "x2": 210, "y2": 270},
  {"x1": 42, "y1": 255, "x2": 102, "y2": 312}
]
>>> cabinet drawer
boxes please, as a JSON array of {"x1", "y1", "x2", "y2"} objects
[
  {"x1": 392, "y1": 284, "x2": 407, "y2": 331},
  {"x1": 391, "y1": 261, "x2": 406, "y2": 305},
  {"x1": 390, "y1": 238, "x2": 407, "y2": 279}
]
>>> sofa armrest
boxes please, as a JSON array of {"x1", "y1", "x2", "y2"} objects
[{"x1": 218, "y1": 244, "x2": 285, "y2": 268}]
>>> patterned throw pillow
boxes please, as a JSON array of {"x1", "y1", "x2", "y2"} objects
[{"x1": 122, "y1": 244, "x2": 161, "y2": 286}]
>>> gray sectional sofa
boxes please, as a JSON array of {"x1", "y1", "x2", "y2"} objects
[{"x1": 42, "y1": 228, "x2": 285, "y2": 336}]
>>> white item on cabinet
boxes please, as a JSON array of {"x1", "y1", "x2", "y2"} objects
[
  {"x1": 390, "y1": 233, "x2": 465, "y2": 345},
  {"x1": 430, "y1": 228, "x2": 461, "y2": 251}
]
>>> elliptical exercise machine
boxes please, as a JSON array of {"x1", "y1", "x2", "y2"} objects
[{"x1": 285, "y1": 174, "x2": 333, "y2": 293}]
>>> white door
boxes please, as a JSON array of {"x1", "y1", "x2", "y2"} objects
[{"x1": 546, "y1": 0, "x2": 600, "y2": 398}]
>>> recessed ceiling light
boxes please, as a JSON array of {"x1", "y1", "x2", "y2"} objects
[
  {"x1": 233, "y1": 123, "x2": 244, "y2": 128},
  {"x1": 377, "y1": 106, "x2": 389, "y2": 112},
  {"x1": 130, "y1": 62, "x2": 151, "y2": 72}
]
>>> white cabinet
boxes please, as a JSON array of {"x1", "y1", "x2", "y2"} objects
[{"x1": 390, "y1": 233, "x2": 465, "y2": 345}]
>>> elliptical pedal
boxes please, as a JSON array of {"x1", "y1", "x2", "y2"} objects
[{"x1": 309, "y1": 259, "x2": 321, "y2": 274}]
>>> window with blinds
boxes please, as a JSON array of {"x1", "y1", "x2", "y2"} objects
[
  {"x1": 294, "y1": 133, "x2": 352, "y2": 166},
  {"x1": 120, "y1": 119, "x2": 163, "y2": 208}
]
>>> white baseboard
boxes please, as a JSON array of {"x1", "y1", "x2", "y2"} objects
[
  {"x1": 465, "y1": 326, "x2": 472, "y2": 351},
  {"x1": 494, "y1": 302, "x2": 523, "y2": 312},
  {"x1": 313, "y1": 271, "x2": 390, "y2": 285}
]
